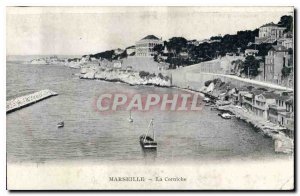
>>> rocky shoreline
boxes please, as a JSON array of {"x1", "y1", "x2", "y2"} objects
[
  {"x1": 170, "y1": 83, "x2": 293, "y2": 154},
  {"x1": 217, "y1": 104, "x2": 293, "y2": 154},
  {"x1": 79, "y1": 68, "x2": 171, "y2": 87}
]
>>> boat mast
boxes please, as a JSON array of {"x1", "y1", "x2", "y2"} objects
[
  {"x1": 144, "y1": 119, "x2": 153, "y2": 142},
  {"x1": 152, "y1": 119, "x2": 155, "y2": 141}
]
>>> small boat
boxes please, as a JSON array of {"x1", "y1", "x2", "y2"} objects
[
  {"x1": 218, "y1": 113, "x2": 232, "y2": 119},
  {"x1": 140, "y1": 119, "x2": 157, "y2": 149},
  {"x1": 57, "y1": 121, "x2": 64, "y2": 128},
  {"x1": 128, "y1": 110, "x2": 133, "y2": 123}
]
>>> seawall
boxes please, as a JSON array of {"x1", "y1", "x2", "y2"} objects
[
  {"x1": 170, "y1": 70, "x2": 293, "y2": 92},
  {"x1": 6, "y1": 89, "x2": 58, "y2": 114}
]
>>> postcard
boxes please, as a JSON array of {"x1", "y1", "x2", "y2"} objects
[{"x1": 6, "y1": 6, "x2": 294, "y2": 190}]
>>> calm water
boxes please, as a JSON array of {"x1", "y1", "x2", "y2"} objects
[{"x1": 6, "y1": 62, "x2": 288, "y2": 164}]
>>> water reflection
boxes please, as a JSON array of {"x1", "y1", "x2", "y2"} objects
[{"x1": 141, "y1": 148, "x2": 157, "y2": 164}]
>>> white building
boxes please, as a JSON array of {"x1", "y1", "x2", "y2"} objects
[
  {"x1": 277, "y1": 37, "x2": 293, "y2": 49},
  {"x1": 245, "y1": 49, "x2": 259, "y2": 56},
  {"x1": 255, "y1": 22, "x2": 286, "y2": 44},
  {"x1": 126, "y1": 46, "x2": 136, "y2": 56},
  {"x1": 135, "y1": 35, "x2": 163, "y2": 57},
  {"x1": 113, "y1": 60, "x2": 122, "y2": 68}
]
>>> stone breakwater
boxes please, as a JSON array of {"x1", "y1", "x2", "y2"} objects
[
  {"x1": 6, "y1": 89, "x2": 58, "y2": 113},
  {"x1": 79, "y1": 68, "x2": 171, "y2": 87},
  {"x1": 218, "y1": 104, "x2": 294, "y2": 154}
]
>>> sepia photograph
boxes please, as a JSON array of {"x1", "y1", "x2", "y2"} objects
[{"x1": 6, "y1": 6, "x2": 295, "y2": 190}]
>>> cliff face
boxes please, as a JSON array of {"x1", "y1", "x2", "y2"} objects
[{"x1": 80, "y1": 68, "x2": 171, "y2": 87}]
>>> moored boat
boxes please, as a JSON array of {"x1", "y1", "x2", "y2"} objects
[
  {"x1": 57, "y1": 121, "x2": 64, "y2": 128},
  {"x1": 140, "y1": 119, "x2": 157, "y2": 149},
  {"x1": 218, "y1": 113, "x2": 232, "y2": 119}
]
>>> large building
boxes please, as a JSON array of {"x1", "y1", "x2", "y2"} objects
[
  {"x1": 135, "y1": 35, "x2": 163, "y2": 57},
  {"x1": 255, "y1": 22, "x2": 286, "y2": 44},
  {"x1": 268, "y1": 94, "x2": 294, "y2": 130},
  {"x1": 264, "y1": 45, "x2": 290, "y2": 84}
]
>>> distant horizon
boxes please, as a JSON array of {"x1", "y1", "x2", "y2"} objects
[{"x1": 7, "y1": 7, "x2": 293, "y2": 56}]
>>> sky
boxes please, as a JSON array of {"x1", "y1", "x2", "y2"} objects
[{"x1": 6, "y1": 7, "x2": 293, "y2": 56}]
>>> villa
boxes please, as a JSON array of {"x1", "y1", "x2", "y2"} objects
[{"x1": 135, "y1": 35, "x2": 163, "y2": 57}]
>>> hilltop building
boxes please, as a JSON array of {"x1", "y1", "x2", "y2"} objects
[
  {"x1": 255, "y1": 22, "x2": 286, "y2": 44},
  {"x1": 135, "y1": 35, "x2": 163, "y2": 57}
]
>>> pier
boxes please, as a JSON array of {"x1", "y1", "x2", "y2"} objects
[{"x1": 6, "y1": 89, "x2": 58, "y2": 114}]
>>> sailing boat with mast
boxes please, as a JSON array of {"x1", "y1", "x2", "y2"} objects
[
  {"x1": 128, "y1": 110, "x2": 133, "y2": 122},
  {"x1": 139, "y1": 119, "x2": 157, "y2": 149}
]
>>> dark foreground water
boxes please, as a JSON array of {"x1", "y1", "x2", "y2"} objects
[{"x1": 6, "y1": 62, "x2": 289, "y2": 164}]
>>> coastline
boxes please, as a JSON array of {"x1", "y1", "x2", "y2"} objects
[
  {"x1": 79, "y1": 67, "x2": 171, "y2": 87},
  {"x1": 78, "y1": 67, "x2": 293, "y2": 154},
  {"x1": 217, "y1": 104, "x2": 293, "y2": 154}
]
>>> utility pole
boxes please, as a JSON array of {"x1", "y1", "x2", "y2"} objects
[{"x1": 248, "y1": 67, "x2": 250, "y2": 79}]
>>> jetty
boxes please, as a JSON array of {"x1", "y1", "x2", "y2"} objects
[{"x1": 6, "y1": 89, "x2": 58, "y2": 114}]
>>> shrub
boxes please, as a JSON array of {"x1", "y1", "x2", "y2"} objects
[
  {"x1": 204, "y1": 80, "x2": 213, "y2": 87},
  {"x1": 158, "y1": 73, "x2": 164, "y2": 79},
  {"x1": 148, "y1": 73, "x2": 156, "y2": 78},
  {"x1": 139, "y1": 71, "x2": 150, "y2": 78}
]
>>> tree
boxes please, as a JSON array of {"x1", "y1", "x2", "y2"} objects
[
  {"x1": 153, "y1": 44, "x2": 164, "y2": 53},
  {"x1": 247, "y1": 43, "x2": 274, "y2": 56},
  {"x1": 90, "y1": 50, "x2": 115, "y2": 60},
  {"x1": 153, "y1": 44, "x2": 164, "y2": 62},
  {"x1": 282, "y1": 66, "x2": 291, "y2": 78},
  {"x1": 139, "y1": 71, "x2": 150, "y2": 78},
  {"x1": 118, "y1": 51, "x2": 128, "y2": 59},
  {"x1": 210, "y1": 36, "x2": 222, "y2": 40},
  {"x1": 278, "y1": 15, "x2": 293, "y2": 33},
  {"x1": 166, "y1": 37, "x2": 187, "y2": 54},
  {"x1": 240, "y1": 56, "x2": 261, "y2": 78},
  {"x1": 231, "y1": 59, "x2": 244, "y2": 74}
]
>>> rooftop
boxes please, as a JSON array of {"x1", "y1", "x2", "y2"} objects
[
  {"x1": 251, "y1": 89, "x2": 266, "y2": 96},
  {"x1": 270, "y1": 45, "x2": 288, "y2": 52},
  {"x1": 261, "y1": 22, "x2": 278, "y2": 28},
  {"x1": 126, "y1": 45, "x2": 135, "y2": 49},
  {"x1": 141, "y1": 35, "x2": 160, "y2": 40},
  {"x1": 261, "y1": 92, "x2": 278, "y2": 99},
  {"x1": 276, "y1": 95, "x2": 291, "y2": 101},
  {"x1": 245, "y1": 49, "x2": 259, "y2": 52}
]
